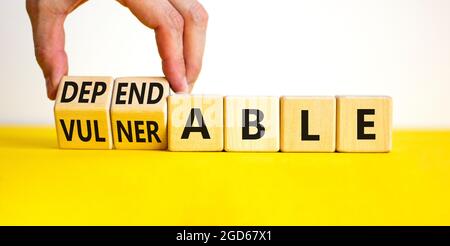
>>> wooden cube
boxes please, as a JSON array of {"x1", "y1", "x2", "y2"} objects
[
  {"x1": 54, "y1": 76, "x2": 114, "y2": 149},
  {"x1": 168, "y1": 95, "x2": 223, "y2": 151},
  {"x1": 224, "y1": 96, "x2": 279, "y2": 152},
  {"x1": 336, "y1": 96, "x2": 392, "y2": 152},
  {"x1": 280, "y1": 96, "x2": 336, "y2": 152},
  {"x1": 110, "y1": 77, "x2": 170, "y2": 149}
]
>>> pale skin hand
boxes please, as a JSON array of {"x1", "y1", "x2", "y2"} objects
[{"x1": 26, "y1": 0, "x2": 208, "y2": 100}]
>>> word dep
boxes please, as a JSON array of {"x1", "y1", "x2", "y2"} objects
[{"x1": 54, "y1": 76, "x2": 392, "y2": 152}]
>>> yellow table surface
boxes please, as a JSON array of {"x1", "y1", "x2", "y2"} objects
[{"x1": 0, "y1": 126, "x2": 449, "y2": 225}]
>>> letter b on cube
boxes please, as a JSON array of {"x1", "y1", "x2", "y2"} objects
[{"x1": 224, "y1": 96, "x2": 279, "y2": 152}]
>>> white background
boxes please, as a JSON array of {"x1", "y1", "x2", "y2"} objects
[{"x1": 0, "y1": 0, "x2": 449, "y2": 127}]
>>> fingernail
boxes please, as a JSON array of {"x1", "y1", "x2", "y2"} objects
[
  {"x1": 188, "y1": 82, "x2": 194, "y2": 93},
  {"x1": 178, "y1": 77, "x2": 189, "y2": 93}
]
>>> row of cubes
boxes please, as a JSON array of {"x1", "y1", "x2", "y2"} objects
[{"x1": 54, "y1": 76, "x2": 392, "y2": 152}]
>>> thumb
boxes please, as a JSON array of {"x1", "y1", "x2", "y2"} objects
[{"x1": 26, "y1": 0, "x2": 82, "y2": 100}]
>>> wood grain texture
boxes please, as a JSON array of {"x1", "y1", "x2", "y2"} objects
[
  {"x1": 280, "y1": 96, "x2": 336, "y2": 152},
  {"x1": 336, "y1": 96, "x2": 392, "y2": 152},
  {"x1": 110, "y1": 77, "x2": 169, "y2": 149},
  {"x1": 224, "y1": 96, "x2": 279, "y2": 152},
  {"x1": 54, "y1": 76, "x2": 114, "y2": 149},
  {"x1": 168, "y1": 95, "x2": 223, "y2": 151}
]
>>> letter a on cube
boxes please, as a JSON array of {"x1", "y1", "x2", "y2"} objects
[
  {"x1": 224, "y1": 96, "x2": 279, "y2": 152},
  {"x1": 168, "y1": 95, "x2": 223, "y2": 151},
  {"x1": 111, "y1": 77, "x2": 170, "y2": 149},
  {"x1": 54, "y1": 76, "x2": 114, "y2": 149},
  {"x1": 336, "y1": 96, "x2": 392, "y2": 152}
]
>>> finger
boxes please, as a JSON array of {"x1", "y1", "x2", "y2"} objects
[
  {"x1": 122, "y1": 0, "x2": 188, "y2": 93},
  {"x1": 168, "y1": 0, "x2": 208, "y2": 92},
  {"x1": 26, "y1": 0, "x2": 86, "y2": 100}
]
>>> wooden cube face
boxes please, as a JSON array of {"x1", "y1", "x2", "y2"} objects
[
  {"x1": 224, "y1": 96, "x2": 279, "y2": 152},
  {"x1": 168, "y1": 95, "x2": 223, "y2": 151},
  {"x1": 54, "y1": 76, "x2": 114, "y2": 149},
  {"x1": 280, "y1": 96, "x2": 336, "y2": 152},
  {"x1": 336, "y1": 96, "x2": 392, "y2": 152},
  {"x1": 110, "y1": 77, "x2": 169, "y2": 149}
]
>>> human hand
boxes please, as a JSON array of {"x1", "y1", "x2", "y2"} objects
[{"x1": 26, "y1": 0, "x2": 208, "y2": 100}]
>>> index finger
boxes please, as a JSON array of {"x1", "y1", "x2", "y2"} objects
[
  {"x1": 169, "y1": 0, "x2": 208, "y2": 92},
  {"x1": 122, "y1": 0, "x2": 189, "y2": 93}
]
